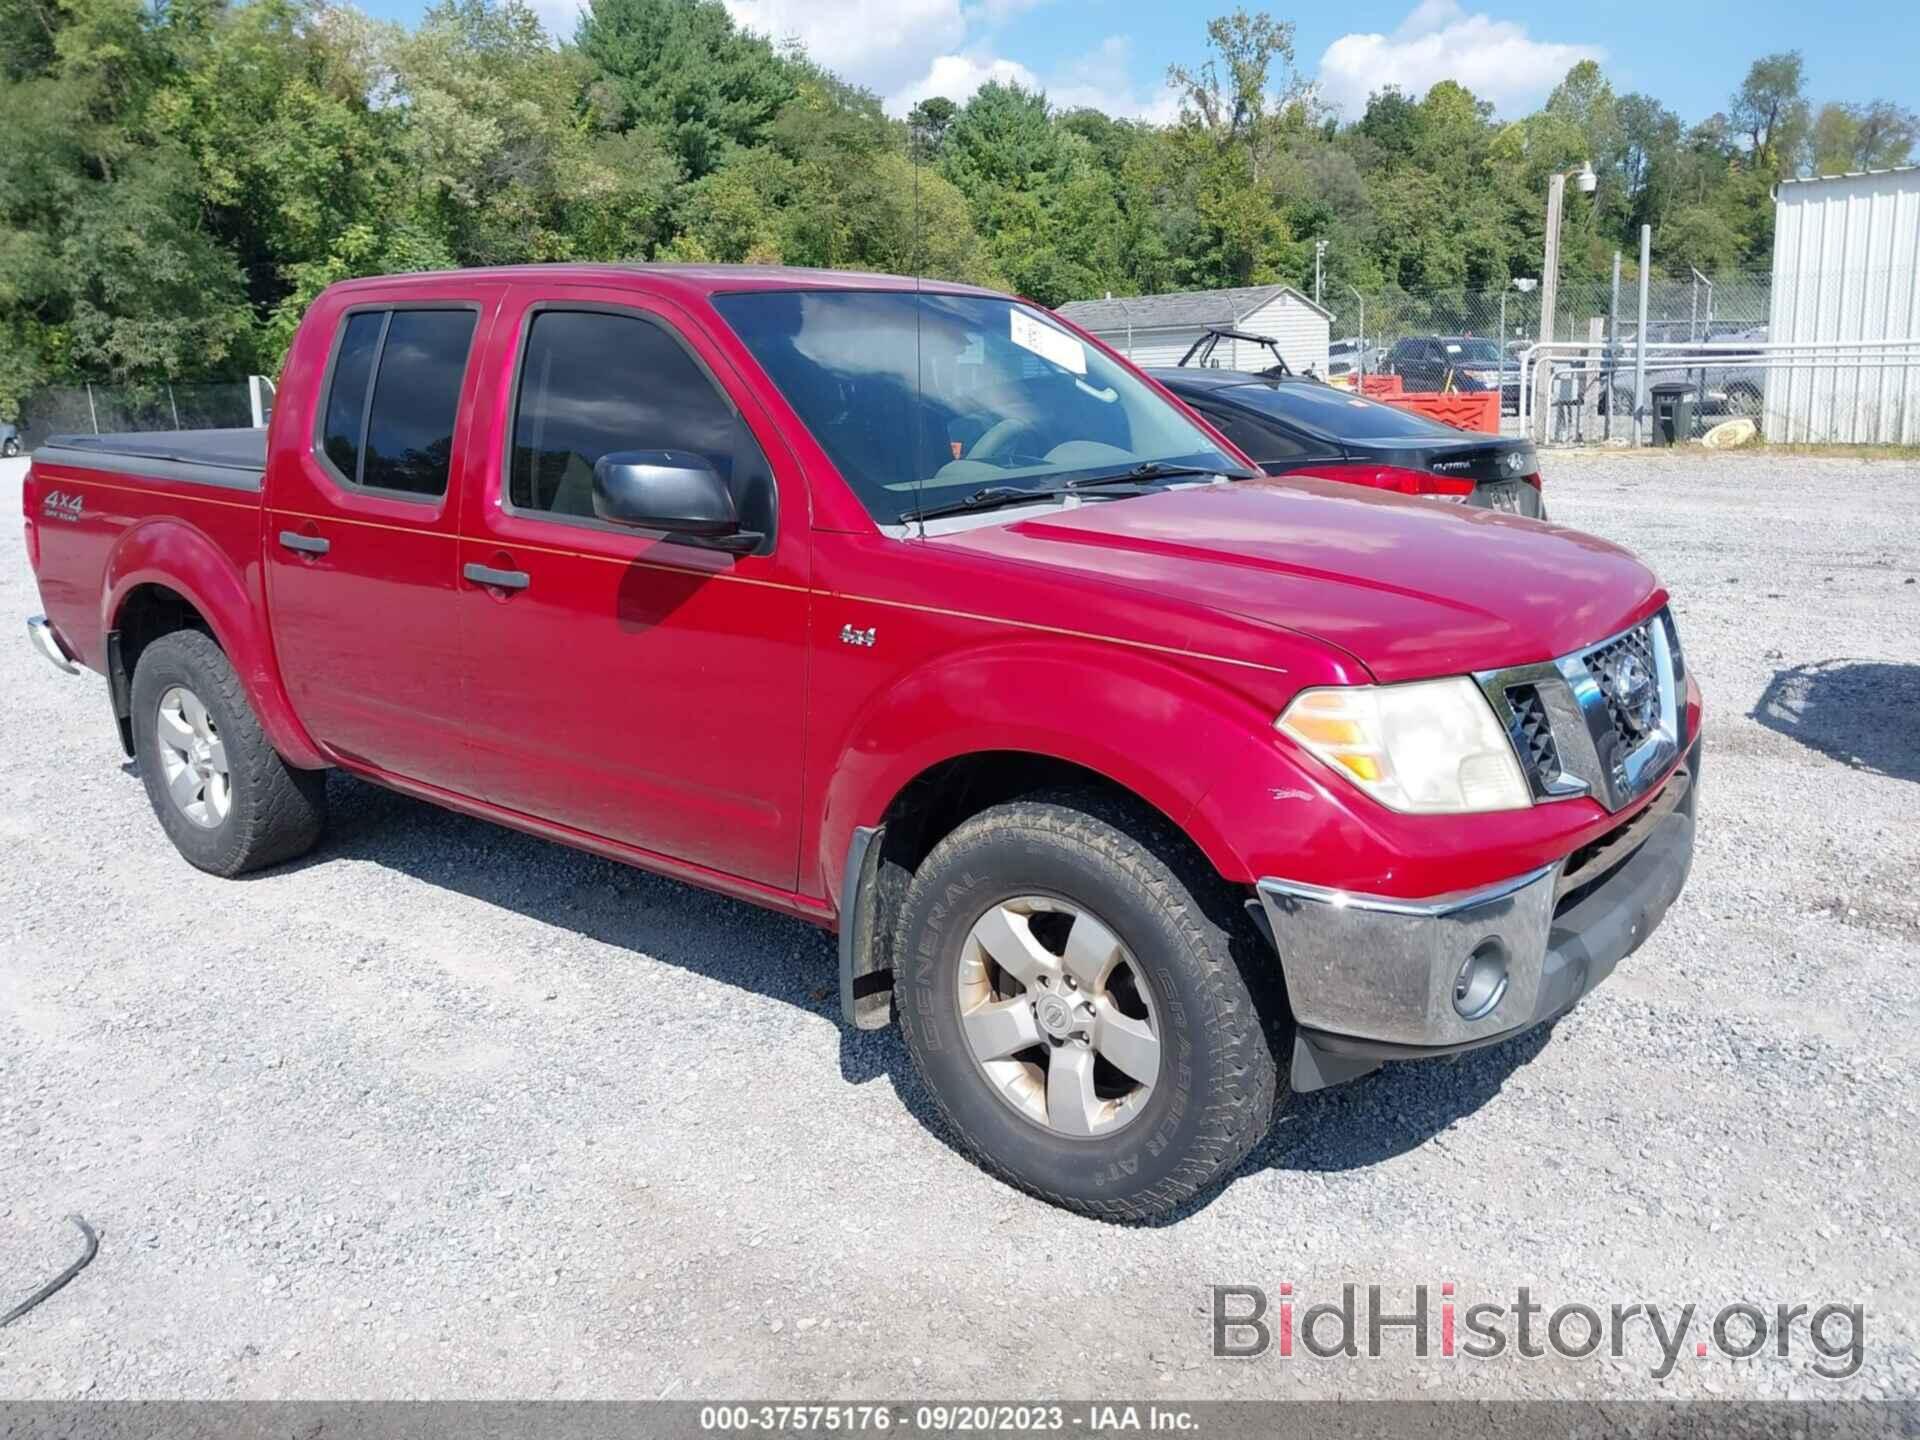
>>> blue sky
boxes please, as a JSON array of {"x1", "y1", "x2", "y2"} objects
[{"x1": 360, "y1": 0, "x2": 1920, "y2": 127}]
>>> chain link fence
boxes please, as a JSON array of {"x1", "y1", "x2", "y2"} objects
[
  {"x1": 1332, "y1": 265, "x2": 1916, "y2": 446},
  {"x1": 13, "y1": 382, "x2": 257, "y2": 452}
]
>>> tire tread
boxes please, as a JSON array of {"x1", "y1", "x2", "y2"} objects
[
  {"x1": 133, "y1": 630, "x2": 326, "y2": 876},
  {"x1": 895, "y1": 788, "x2": 1284, "y2": 1222}
]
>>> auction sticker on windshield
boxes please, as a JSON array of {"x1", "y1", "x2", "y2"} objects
[{"x1": 1011, "y1": 309, "x2": 1086, "y2": 374}]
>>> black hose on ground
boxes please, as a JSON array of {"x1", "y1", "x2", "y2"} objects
[{"x1": 0, "y1": 1216, "x2": 99, "y2": 1328}]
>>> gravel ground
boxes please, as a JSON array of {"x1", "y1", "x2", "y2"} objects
[{"x1": 2, "y1": 449, "x2": 1917, "y2": 1402}]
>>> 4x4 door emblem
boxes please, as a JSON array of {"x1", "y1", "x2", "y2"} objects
[{"x1": 839, "y1": 624, "x2": 877, "y2": 648}]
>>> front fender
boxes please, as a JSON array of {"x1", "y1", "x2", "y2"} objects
[
  {"x1": 816, "y1": 638, "x2": 1325, "y2": 909},
  {"x1": 102, "y1": 517, "x2": 327, "y2": 769}
]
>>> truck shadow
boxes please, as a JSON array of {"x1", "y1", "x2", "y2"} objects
[
  {"x1": 277, "y1": 770, "x2": 864, "y2": 1044},
  {"x1": 1751, "y1": 660, "x2": 1920, "y2": 783},
  {"x1": 1251, "y1": 1027, "x2": 1551, "y2": 1170},
  {"x1": 283, "y1": 771, "x2": 1557, "y2": 1220}
]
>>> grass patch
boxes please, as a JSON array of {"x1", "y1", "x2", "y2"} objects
[
  {"x1": 1726, "y1": 441, "x2": 1920, "y2": 461},
  {"x1": 1545, "y1": 440, "x2": 1920, "y2": 461}
]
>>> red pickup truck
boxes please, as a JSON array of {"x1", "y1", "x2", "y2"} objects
[{"x1": 23, "y1": 265, "x2": 1700, "y2": 1221}]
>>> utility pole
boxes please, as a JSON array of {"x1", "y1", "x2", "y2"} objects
[
  {"x1": 1534, "y1": 172, "x2": 1565, "y2": 442},
  {"x1": 1634, "y1": 225, "x2": 1651, "y2": 446},
  {"x1": 1314, "y1": 240, "x2": 1328, "y2": 307},
  {"x1": 1606, "y1": 251, "x2": 1621, "y2": 442},
  {"x1": 1345, "y1": 284, "x2": 1365, "y2": 377},
  {"x1": 1532, "y1": 162, "x2": 1595, "y2": 442}
]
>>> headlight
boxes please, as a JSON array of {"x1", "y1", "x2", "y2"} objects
[{"x1": 1276, "y1": 677, "x2": 1532, "y2": 814}]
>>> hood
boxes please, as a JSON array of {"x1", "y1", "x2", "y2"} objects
[{"x1": 936, "y1": 478, "x2": 1662, "y2": 682}]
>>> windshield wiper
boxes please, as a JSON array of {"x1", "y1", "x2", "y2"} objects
[
  {"x1": 1068, "y1": 461, "x2": 1255, "y2": 489},
  {"x1": 900, "y1": 480, "x2": 1161, "y2": 524},
  {"x1": 899, "y1": 486, "x2": 1070, "y2": 524}
]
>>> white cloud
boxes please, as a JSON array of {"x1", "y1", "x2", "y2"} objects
[
  {"x1": 723, "y1": 0, "x2": 969, "y2": 97},
  {"x1": 886, "y1": 35, "x2": 1178, "y2": 120},
  {"x1": 722, "y1": 0, "x2": 1169, "y2": 122},
  {"x1": 1316, "y1": 0, "x2": 1603, "y2": 118},
  {"x1": 1040, "y1": 35, "x2": 1181, "y2": 122},
  {"x1": 972, "y1": 0, "x2": 1051, "y2": 19},
  {"x1": 887, "y1": 52, "x2": 1043, "y2": 114},
  {"x1": 553, "y1": 0, "x2": 1168, "y2": 125},
  {"x1": 529, "y1": 0, "x2": 588, "y2": 43}
]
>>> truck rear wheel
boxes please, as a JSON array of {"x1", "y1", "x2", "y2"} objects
[
  {"x1": 893, "y1": 792, "x2": 1285, "y2": 1221},
  {"x1": 131, "y1": 630, "x2": 327, "y2": 876}
]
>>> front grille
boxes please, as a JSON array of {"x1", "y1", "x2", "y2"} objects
[
  {"x1": 1478, "y1": 607, "x2": 1683, "y2": 814},
  {"x1": 1506, "y1": 683, "x2": 1562, "y2": 790},
  {"x1": 1584, "y1": 622, "x2": 1660, "y2": 747}
]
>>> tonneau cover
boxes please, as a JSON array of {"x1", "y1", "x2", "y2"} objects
[{"x1": 36, "y1": 427, "x2": 267, "y2": 490}]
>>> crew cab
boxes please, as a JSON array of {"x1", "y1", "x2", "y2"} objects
[{"x1": 23, "y1": 265, "x2": 1701, "y2": 1221}]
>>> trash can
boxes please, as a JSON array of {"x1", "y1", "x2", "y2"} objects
[{"x1": 1649, "y1": 381, "x2": 1698, "y2": 446}]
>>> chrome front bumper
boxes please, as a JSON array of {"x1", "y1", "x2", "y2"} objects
[
  {"x1": 1257, "y1": 745, "x2": 1698, "y2": 1091},
  {"x1": 27, "y1": 615, "x2": 78, "y2": 675}
]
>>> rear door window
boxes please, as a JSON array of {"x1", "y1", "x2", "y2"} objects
[
  {"x1": 321, "y1": 313, "x2": 383, "y2": 481},
  {"x1": 1223, "y1": 382, "x2": 1463, "y2": 441},
  {"x1": 1193, "y1": 404, "x2": 1314, "y2": 467},
  {"x1": 318, "y1": 307, "x2": 478, "y2": 499}
]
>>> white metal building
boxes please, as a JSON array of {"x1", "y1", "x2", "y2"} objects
[
  {"x1": 1767, "y1": 165, "x2": 1920, "y2": 443},
  {"x1": 1054, "y1": 284, "x2": 1333, "y2": 377}
]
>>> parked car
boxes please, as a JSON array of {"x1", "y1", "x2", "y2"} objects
[
  {"x1": 1, "y1": 421, "x2": 20, "y2": 458},
  {"x1": 1384, "y1": 334, "x2": 1522, "y2": 411},
  {"x1": 1325, "y1": 336, "x2": 1365, "y2": 388},
  {"x1": 1325, "y1": 340, "x2": 1388, "y2": 390},
  {"x1": 1602, "y1": 326, "x2": 1768, "y2": 422},
  {"x1": 24, "y1": 264, "x2": 1700, "y2": 1221},
  {"x1": 1155, "y1": 369, "x2": 1546, "y2": 517}
]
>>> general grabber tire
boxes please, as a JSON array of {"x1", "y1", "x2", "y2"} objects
[
  {"x1": 131, "y1": 629, "x2": 328, "y2": 877},
  {"x1": 894, "y1": 790, "x2": 1287, "y2": 1221}
]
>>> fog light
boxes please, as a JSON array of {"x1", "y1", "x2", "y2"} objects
[{"x1": 1453, "y1": 940, "x2": 1509, "y2": 1020}]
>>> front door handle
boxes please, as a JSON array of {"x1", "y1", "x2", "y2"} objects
[
  {"x1": 464, "y1": 562, "x2": 530, "y2": 591},
  {"x1": 278, "y1": 530, "x2": 330, "y2": 556}
]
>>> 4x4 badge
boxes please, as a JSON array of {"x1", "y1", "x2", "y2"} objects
[
  {"x1": 42, "y1": 490, "x2": 84, "y2": 522},
  {"x1": 839, "y1": 624, "x2": 877, "y2": 648}
]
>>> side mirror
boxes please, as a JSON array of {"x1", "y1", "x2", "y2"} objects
[{"x1": 592, "y1": 450, "x2": 760, "y2": 552}]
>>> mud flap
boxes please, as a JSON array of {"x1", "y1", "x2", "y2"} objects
[{"x1": 838, "y1": 824, "x2": 893, "y2": 1029}]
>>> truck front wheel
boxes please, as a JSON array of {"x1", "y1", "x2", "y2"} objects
[
  {"x1": 894, "y1": 793, "x2": 1285, "y2": 1221},
  {"x1": 131, "y1": 629, "x2": 327, "y2": 876}
]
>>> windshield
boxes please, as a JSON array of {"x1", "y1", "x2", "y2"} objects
[
  {"x1": 712, "y1": 290, "x2": 1241, "y2": 525},
  {"x1": 1219, "y1": 381, "x2": 1469, "y2": 441},
  {"x1": 1445, "y1": 339, "x2": 1502, "y2": 364}
]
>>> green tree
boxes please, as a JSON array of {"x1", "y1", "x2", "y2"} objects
[
  {"x1": 577, "y1": 0, "x2": 794, "y2": 178},
  {"x1": 938, "y1": 82, "x2": 1126, "y2": 304},
  {"x1": 4, "y1": 0, "x2": 1908, "y2": 411},
  {"x1": 1731, "y1": 51, "x2": 1810, "y2": 173},
  {"x1": 1616, "y1": 93, "x2": 1683, "y2": 234},
  {"x1": 0, "y1": 0, "x2": 259, "y2": 398},
  {"x1": 906, "y1": 96, "x2": 957, "y2": 161},
  {"x1": 1166, "y1": 8, "x2": 1306, "y2": 183},
  {"x1": 1811, "y1": 100, "x2": 1919, "y2": 175}
]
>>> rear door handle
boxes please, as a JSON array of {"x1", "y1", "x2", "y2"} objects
[
  {"x1": 464, "y1": 562, "x2": 530, "y2": 591},
  {"x1": 278, "y1": 531, "x2": 330, "y2": 556}
]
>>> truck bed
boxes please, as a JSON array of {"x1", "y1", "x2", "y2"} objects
[{"x1": 36, "y1": 428, "x2": 267, "y2": 492}]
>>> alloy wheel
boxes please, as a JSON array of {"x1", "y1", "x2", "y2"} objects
[
  {"x1": 956, "y1": 895, "x2": 1161, "y2": 1137},
  {"x1": 155, "y1": 685, "x2": 231, "y2": 829}
]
